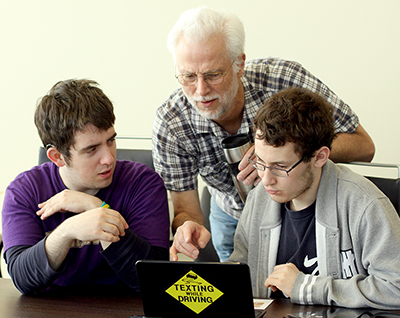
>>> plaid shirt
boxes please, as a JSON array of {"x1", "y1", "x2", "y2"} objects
[{"x1": 152, "y1": 58, "x2": 359, "y2": 219}]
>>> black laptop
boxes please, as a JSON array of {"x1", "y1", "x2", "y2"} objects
[{"x1": 134, "y1": 260, "x2": 265, "y2": 318}]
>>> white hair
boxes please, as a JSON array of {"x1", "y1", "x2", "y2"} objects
[{"x1": 167, "y1": 6, "x2": 245, "y2": 71}]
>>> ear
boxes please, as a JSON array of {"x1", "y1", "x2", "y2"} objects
[
  {"x1": 313, "y1": 146, "x2": 330, "y2": 168},
  {"x1": 47, "y1": 147, "x2": 66, "y2": 168},
  {"x1": 236, "y1": 53, "x2": 246, "y2": 78}
]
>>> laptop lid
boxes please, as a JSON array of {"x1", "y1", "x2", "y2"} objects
[{"x1": 136, "y1": 260, "x2": 256, "y2": 318}]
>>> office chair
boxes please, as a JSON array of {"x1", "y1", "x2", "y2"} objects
[{"x1": 342, "y1": 162, "x2": 400, "y2": 217}]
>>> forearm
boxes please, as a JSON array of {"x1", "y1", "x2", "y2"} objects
[
  {"x1": 44, "y1": 207, "x2": 128, "y2": 270},
  {"x1": 292, "y1": 273, "x2": 400, "y2": 310},
  {"x1": 5, "y1": 239, "x2": 63, "y2": 294},
  {"x1": 330, "y1": 125, "x2": 375, "y2": 163},
  {"x1": 172, "y1": 211, "x2": 205, "y2": 233},
  {"x1": 170, "y1": 190, "x2": 204, "y2": 233},
  {"x1": 101, "y1": 229, "x2": 168, "y2": 290},
  {"x1": 44, "y1": 222, "x2": 74, "y2": 271}
]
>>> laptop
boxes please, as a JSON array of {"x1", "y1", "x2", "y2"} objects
[{"x1": 134, "y1": 260, "x2": 266, "y2": 318}]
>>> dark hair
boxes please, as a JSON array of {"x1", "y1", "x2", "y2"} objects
[
  {"x1": 253, "y1": 87, "x2": 337, "y2": 162},
  {"x1": 34, "y1": 79, "x2": 115, "y2": 163}
]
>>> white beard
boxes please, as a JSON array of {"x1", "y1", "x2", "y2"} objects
[{"x1": 185, "y1": 75, "x2": 240, "y2": 120}]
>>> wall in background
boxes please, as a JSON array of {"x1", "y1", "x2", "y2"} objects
[{"x1": 1, "y1": 0, "x2": 400, "y2": 190}]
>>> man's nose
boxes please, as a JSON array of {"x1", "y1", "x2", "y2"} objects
[
  {"x1": 195, "y1": 76, "x2": 211, "y2": 96},
  {"x1": 100, "y1": 147, "x2": 115, "y2": 165},
  {"x1": 261, "y1": 169, "x2": 277, "y2": 186}
]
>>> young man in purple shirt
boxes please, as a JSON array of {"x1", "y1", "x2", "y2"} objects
[{"x1": 2, "y1": 79, "x2": 170, "y2": 294}]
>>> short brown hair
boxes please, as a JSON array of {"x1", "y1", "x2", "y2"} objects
[
  {"x1": 253, "y1": 87, "x2": 336, "y2": 161},
  {"x1": 35, "y1": 79, "x2": 115, "y2": 163}
]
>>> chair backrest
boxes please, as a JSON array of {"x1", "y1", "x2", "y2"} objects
[
  {"x1": 38, "y1": 147, "x2": 154, "y2": 170},
  {"x1": 38, "y1": 147, "x2": 50, "y2": 165},
  {"x1": 343, "y1": 162, "x2": 400, "y2": 216},
  {"x1": 365, "y1": 176, "x2": 400, "y2": 214}
]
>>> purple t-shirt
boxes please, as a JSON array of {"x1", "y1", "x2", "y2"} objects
[{"x1": 2, "y1": 160, "x2": 170, "y2": 289}]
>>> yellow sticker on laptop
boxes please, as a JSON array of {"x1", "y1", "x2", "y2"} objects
[{"x1": 165, "y1": 270, "x2": 224, "y2": 314}]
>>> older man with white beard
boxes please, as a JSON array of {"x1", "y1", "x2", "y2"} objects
[{"x1": 152, "y1": 6, "x2": 375, "y2": 262}]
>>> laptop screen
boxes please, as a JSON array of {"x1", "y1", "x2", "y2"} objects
[{"x1": 136, "y1": 260, "x2": 257, "y2": 317}]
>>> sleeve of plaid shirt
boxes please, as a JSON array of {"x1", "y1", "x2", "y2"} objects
[
  {"x1": 249, "y1": 58, "x2": 359, "y2": 134},
  {"x1": 152, "y1": 90, "x2": 202, "y2": 193}
]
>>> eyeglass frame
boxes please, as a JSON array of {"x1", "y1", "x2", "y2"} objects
[
  {"x1": 175, "y1": 58, "x2": 237, "y2": 86},
  {"x1": 248, "y1": 149, "x2": 304, "y2": 177}
]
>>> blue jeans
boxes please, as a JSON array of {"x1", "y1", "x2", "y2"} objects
[{"x1": 209, "y1": 198, "x2": 239, "y2": 262}]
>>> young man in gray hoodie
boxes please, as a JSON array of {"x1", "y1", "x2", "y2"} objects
[{"x1": 229, "y1": 87, "x2": 400, "y2": 309}]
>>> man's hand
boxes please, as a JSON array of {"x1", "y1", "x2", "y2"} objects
[
  {"x1": 45, "y1": 207, "x2": 128, "y2": 270},
  {"x1": 37, "y1": 189, "x2": 103, "y2": 220},
  {"x1": 264, "y1": 263, "x2": 300, "y2": 297},
  {"x1": 61, "y1": 207, "x2": 129, "y2": 243},
  {"x1": 170, "y1": 221, "x2": 211, "y2": 261},
  {"x1": 237, "y1": 145, "x2": 261, "y2": 187}
]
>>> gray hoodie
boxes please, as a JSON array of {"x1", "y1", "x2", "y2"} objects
[{"x1": 229, "y1": 160, "x2": 400, "y2": 309}]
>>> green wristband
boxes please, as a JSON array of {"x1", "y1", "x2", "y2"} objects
[{"x1": 101, "y1": 201, "x2": 110, "y2": 209}]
